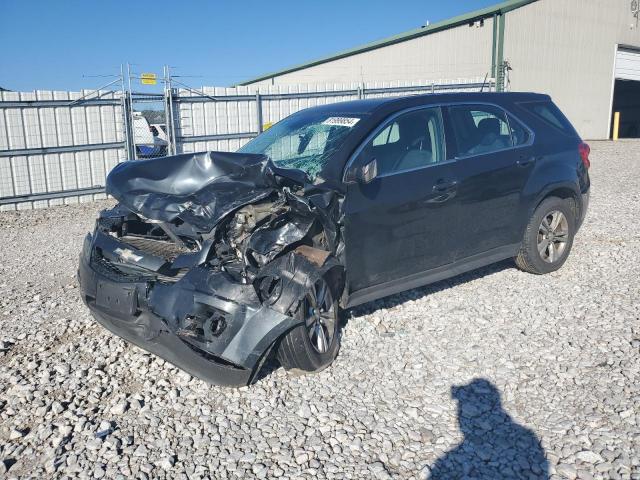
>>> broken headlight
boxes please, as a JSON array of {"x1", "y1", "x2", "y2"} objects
[{"x1": 256, "y1": 275, "x2": 282, "y2": 305}]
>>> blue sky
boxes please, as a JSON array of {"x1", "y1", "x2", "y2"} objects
[{"x1": 0, "y1": 0, "x2": 498, "y2": 92}]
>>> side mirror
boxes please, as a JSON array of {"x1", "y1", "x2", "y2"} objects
[
  {"x1": 345, "y1": 158, "x2": 378, "y2": 184},
  {"x1": 358, "y1": 158, "x2": 378, "y2": 184}
]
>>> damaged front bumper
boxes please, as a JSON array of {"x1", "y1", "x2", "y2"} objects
[
  {"x1": 79, "y1": 151, "x2": 344, "y2": 386},
  {"x1": 78, "y1": 231, "x2": 300, "y2": 387}
]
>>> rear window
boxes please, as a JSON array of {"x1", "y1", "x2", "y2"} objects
[{"x1": 519, "y1": 101, "x2": 577, "y2": 136}]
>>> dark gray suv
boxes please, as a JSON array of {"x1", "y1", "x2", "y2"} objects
[{"x1": 78, "y1": 92, "x2": 590, "y2": 386}]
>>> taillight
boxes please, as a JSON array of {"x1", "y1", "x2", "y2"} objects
[{"x1": 578, "y1": 142, "x2": 590, "y2": 169}]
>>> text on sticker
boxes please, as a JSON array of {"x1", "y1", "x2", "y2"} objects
[{"x1": 322, "y1": 117, "x2": 360, "y2": 127}]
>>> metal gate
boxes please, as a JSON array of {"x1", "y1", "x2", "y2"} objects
[
  {"x1": 123, "y1": 66, "x2": 176, "y2": 160},
  {"x1": 127, "y1": 92, "x2": 169, "y2": 159}
]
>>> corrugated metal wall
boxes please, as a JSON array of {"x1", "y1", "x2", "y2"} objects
[
  {"x1": 176, "y1": 85, "x2": 258, "y2": 154},
  {"x1": 0, "y1": 79, "x2": 486, "y2": 210},
  {"x1": 503, "y1": 0, "x2": 640, "y2": 139},
  {"x1": 176, "y1": 79, "x2": 487, "y2": 153},
  {"x1": 615, "y1": 48, "x2": 640, "y2": 81},
  {"x1": 245, "y1": 18, "x2": 496, "y2": 87},
  {"x1": 0, "y1": 90, "x2": 125, "y2": 210}
]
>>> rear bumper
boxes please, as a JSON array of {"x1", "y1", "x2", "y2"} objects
[{"x1": 78, "y1": 232, "x2": 298, "y2": 387}]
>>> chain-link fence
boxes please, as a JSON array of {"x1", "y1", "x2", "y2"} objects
[{"x1": 129, "y1": 93, "x2": 169, "y2": 160}]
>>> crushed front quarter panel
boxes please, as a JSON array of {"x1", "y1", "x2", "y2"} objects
[{"x1": 79, "y1": 151, "x2": 345, "y2": 386}]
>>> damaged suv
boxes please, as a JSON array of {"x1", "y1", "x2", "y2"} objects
[{"x1": 78, "y1": 92, "x2": 590, "y2": 386}]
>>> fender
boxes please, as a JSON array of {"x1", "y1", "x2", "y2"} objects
[
  {"x1": 519, "y1": 154, "x2": 581, "y2": 237},
  {"x1": 254, "y1": 251, "x2": 344, "y2": 316}
]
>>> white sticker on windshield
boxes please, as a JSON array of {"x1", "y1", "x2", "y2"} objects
[{"x1": 322, "y1": 117, "x2": 360, "y2": 128}]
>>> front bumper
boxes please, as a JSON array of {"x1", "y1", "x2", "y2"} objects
[{"x1": 78, "y1": 232, "x2": 299, "y2": 387}]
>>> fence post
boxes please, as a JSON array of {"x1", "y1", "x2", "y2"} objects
[
  {"x1": 167, "y1": 88, "x2": 178, "y2": 154},
  {"x1": 255, "y1": 92, "x2": 263, "y2": 134},
  {"x1": 121, "y1": 92, "x2": 136, "y2": 160},
  {"x1": 163, "y1": 65, "x2": 179, "y2": 155},
  {"x1": 163, "y1": 66, "x2": 172, "y2": 155},
  {"x1": 125, "y1": 63, "x2": 139, "y2": 160}
]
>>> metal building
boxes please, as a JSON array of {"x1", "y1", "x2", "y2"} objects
[{"x1": 239, "y1": 0, "x2": 640, "y2": 140}]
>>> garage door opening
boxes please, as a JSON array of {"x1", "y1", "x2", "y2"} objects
[
  {"x1": 611, "y1": 79, "x2": 640, "y2": 138},
  {"x1": 611, "y1": 47, "x2": 640, "y2": 139}
]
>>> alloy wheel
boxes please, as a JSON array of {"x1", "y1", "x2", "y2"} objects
[
  {"x1": 304, "y1": 279, "x2": 336, "y2": 354},
  {"x1": 537, "y1": 210, "x2": 569, "y2": 263}
]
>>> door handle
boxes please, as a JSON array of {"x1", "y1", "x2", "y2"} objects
[
  {"x1": 517, "y1": 156, "x2": 536, "y2": 168},
  {"x1": 432, "y1": 179, "x2": 458, "y2": 192}
]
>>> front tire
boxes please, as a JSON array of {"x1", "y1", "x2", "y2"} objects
[
  {"x1": 276, "y1": 276, "x2": 340, "y2": 374},
  {"x1": 515, "y1": 196, "x2": 576, "y2": 274}
]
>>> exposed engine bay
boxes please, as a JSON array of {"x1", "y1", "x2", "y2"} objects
[{"x1": 78, "y1": 151, "x2": 345, "y2": 386}]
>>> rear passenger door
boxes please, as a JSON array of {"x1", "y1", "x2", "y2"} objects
[{"x1": 447, "y1": 104, "x2": 534, "y2": 259}]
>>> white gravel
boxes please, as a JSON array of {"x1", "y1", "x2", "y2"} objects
[{"x1": 0, "y1": 140, "x2": 638, "y2": 479}]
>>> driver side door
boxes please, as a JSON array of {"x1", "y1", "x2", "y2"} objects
[{"x1": 342, "y1": 107, "x2": 459, "y2": 295}]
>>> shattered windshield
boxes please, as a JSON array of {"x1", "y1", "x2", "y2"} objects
[{"x1": 238, "y1": 110, "x2": 362, "y2": 180}]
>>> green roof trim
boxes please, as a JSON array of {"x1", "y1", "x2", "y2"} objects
[{"x1": 237, "y1": 0, "x2": 538, "y2": 86}]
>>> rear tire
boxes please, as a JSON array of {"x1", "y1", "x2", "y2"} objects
[
  {"x1": 276, "y1": 276, "x2": 340, "y2": 374},
  {"x1": 515, "y1": 196, "x2": 576, "y2": 274}
]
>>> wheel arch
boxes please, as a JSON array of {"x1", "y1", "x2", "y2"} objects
[
  {"x1": 323, "y1": 263, "x2": 346, "y2": 307},
  {"x1": 539, "y1": 186, "x2": 578, "y2": 213},
  {"x1": 529, "y1": 182, "x2": 581, "y2": 224}
]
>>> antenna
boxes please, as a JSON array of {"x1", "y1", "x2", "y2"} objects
[{"x1": 479, "y1": 73, "x2": 489, "y2": 93}]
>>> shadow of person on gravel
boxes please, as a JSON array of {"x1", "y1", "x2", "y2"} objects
[{"x1": 427, "y1": 379, "x2": 549, "y2": 480}]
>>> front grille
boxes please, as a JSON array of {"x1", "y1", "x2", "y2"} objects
[
  {"x1": 119, "y1": 235, "x2": 193, "y2": 261},
  {"x1": 91, "y1": 249, "x2": 189, "y2": 284},
  {"x1": 91, "y1": 252, "x2": 155, "y2": 283}
]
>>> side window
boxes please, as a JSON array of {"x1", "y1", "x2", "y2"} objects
[
  {"x1": 520, "y1": 101, "x2": 577, "y2": 136},
  {"x1": 372, "y1": 123, "x2": 400, "y2": 146},
  {"x1": 508, "y1": 115, "x2": 530, "y2": 146},
  {"x1": 449, "y1": 105, "x2": 513, "y2": 157},
  {"x1": 358, "y1": 108, "x2": 445, "y2": 176}
]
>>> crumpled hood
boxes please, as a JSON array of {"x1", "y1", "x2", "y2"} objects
[{"x1": 107, "y1": 151, "x2": 282, "y2": 232}]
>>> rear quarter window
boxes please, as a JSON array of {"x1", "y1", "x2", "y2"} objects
[{"x1": 519, "y1": 101, "x2": 577, "y2": 137}]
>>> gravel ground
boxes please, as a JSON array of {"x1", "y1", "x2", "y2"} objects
[{"x1": 0, "y1": 140, "x2": 638, "y2": 480}]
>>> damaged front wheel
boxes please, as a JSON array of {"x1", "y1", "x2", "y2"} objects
[{"x1": 277, "y1": 276, "x2": 340, "y2": 374}]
